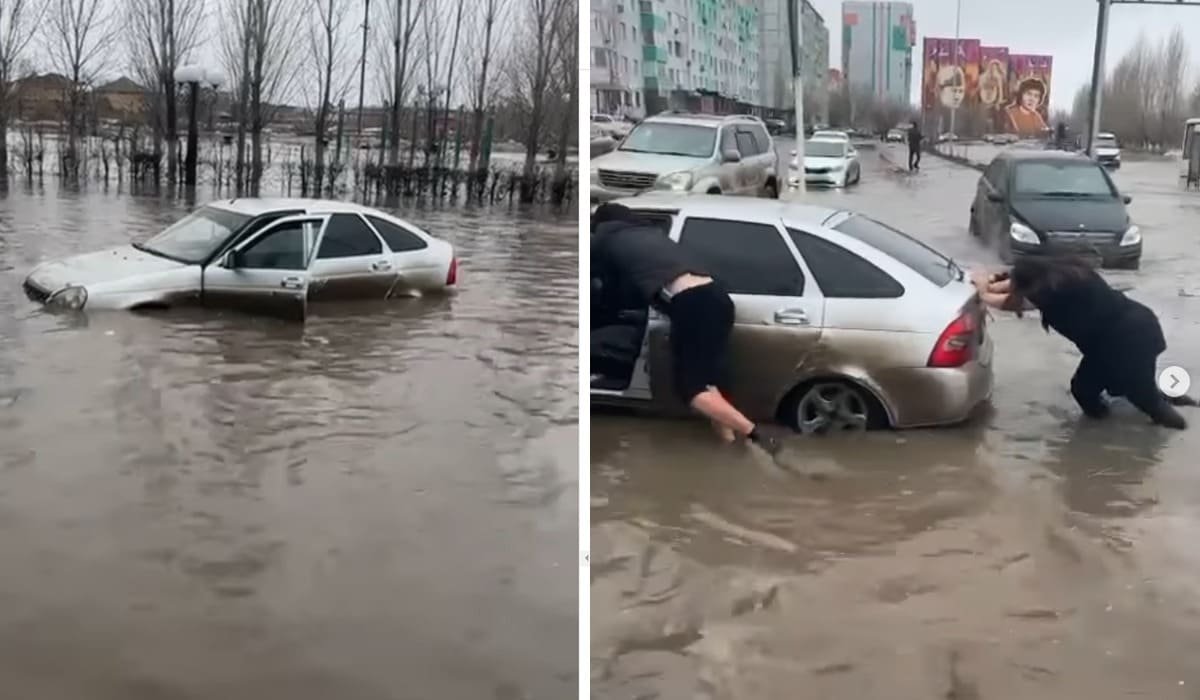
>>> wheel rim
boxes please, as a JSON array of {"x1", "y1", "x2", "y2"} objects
[{"x1": 795, "y1": 383, "x2": 870, "y2": 434}]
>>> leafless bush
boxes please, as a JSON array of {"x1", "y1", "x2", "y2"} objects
[{"x1": 0, "y1": 0, "x2": 46, "y2": 178}]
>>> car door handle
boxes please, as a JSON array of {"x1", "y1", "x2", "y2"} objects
[
  {"x1": 280, "y1": 276, "x2": 304, "y2": 290},
  {"x1": 774, "y1": 309, "x2": 810, "y2": 326},
  {"x1": 371, "y1": 260, "x2": 393, "y2": 271}
]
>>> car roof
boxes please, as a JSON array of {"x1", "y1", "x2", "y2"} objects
[
  {"x1": 612, "y1": 193, "x2": 840, "y2": 228},
  {"x1": 204, "y1": 197, "x2": 384, "y2": 217},
  {"x1": 643, "y1": 111, "x2": 764, "y2": 128},
  {"x1": 994, "y1": 149, "x2": 1093, "y2": 164}
]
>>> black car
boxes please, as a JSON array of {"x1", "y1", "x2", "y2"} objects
[
  {"x1": 764, "y1": 118, "x2": 787, "y2": 135},
  {"x1": 968, "y1": 150, "x2": 1140, "y2": 269}
]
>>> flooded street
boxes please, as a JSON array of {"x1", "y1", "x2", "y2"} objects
[
  {"x1": 592, "y1": 146, "x2": 1200, "y2": 698},
  {"x1": 0, "y1": 186, "x2": 577, "y2": 698}
]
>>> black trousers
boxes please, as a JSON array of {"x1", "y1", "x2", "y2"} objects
[
  {"x1": 908, "y1": 147, "x2": 921, "y2": 170},
  {"x1": 666, "y1": 281, "x2": 735, "y2": 403},
  {"x1": 1069, "y1": 306, "x2": 1185, "y2": 428}
]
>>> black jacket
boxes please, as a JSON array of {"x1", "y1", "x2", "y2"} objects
[{"x1": 592, "y1": 220, "x2": 709, "y2": 308}]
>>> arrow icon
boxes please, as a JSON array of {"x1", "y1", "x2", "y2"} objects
[{"x1": 1158, "y1": 366, "x2": 1191, "y2": 398}]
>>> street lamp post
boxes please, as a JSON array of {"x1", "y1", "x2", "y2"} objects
[
  {"x1": 949, "y1": 0, "x2": 962, "y2": 138},
  {"x1": 174, "y1": 64, "x2": 223, "y2": 187},
  {"x1": 787, "y1": 0, "x2": 806, "y2": 196}
]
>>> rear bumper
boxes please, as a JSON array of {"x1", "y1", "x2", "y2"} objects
[{"x1": 875, "y1": 349, "x2": 994, "y2": 428}]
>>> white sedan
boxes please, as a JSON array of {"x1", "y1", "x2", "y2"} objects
[
  {"x1": 23, "y1": 198, "x2": 458, "y2": 321},
  {"x1": 789, "y1": 138, "x2": 861, "y2": 189}
]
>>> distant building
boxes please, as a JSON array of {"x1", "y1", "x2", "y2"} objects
[
  {"x1": 95, "y1": 77, "x2": 148, "y2": 121},
  {"x1": 841, "y1": 1, "x2": 916, "y2": 103},
  {"x1": 11, "y1": 73, "x2": 73, "y2": 122},
  {"x1": 591, "y1": 0, "x2": 765, "y2": 118},
  {"x1": 758, "y1": 0, "x2": 830, "y2": 117}
]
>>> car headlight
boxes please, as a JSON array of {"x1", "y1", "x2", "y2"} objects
[
  {"x1": 1120, "y1": 224, "x2": 1141, "y2": 246},
  {"x1": 657, "y1": 171, "x2": 693, "y2": 191},
  {"x1": 48, "y1": 285, "x2": 87, "y2": 310},
  {"x1": 1010, "y1": 221, "x2": 1040, "y2": 244},
  {"x1": 831, "y1": 162, "x2": 845, "y2": 171}
]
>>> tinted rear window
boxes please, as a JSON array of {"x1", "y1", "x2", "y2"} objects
[{"x1": 831, "y1": 214, "x2": 955, "y2": 287}]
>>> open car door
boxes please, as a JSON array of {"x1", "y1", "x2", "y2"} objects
[{"x1": 202, "y1": 214, "x2": 326, "y2": 322}]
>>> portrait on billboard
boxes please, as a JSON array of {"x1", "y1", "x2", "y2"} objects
[
  {"x1": 1005, "y1": 77, "x2": 1050, "y2": 136},
  {"x1": 979, "y1": 59, "x2": 1007, "y2": 108},
  {"x1": 937, "y1": 65, "x2": 965, "y2": 110}
]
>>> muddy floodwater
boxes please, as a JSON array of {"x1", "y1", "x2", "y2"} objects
[
  {"x1": 592, "y1": 147, "x2": 1200, "y2": 698},
  {"x1": 0, "y1": 185, "x2": 577, "y2": 699}
]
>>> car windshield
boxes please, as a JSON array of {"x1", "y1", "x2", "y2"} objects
[
  {"x1": 1096, "y1": 135, "x2": 1117, "y2": 147},
  {"x1": 618, "y1": 122, "x2": 716, "y2": 158},
  {"x1": 806, "y1": 140, "x2": 846, "y2": 158},
  {"x1": 139, "y1": 206, "x2": 252, "y2": 263},
  {"x1": 833, "y1": 214, "x2": 958, "y2": 287},
  {"x1": 1013, "y1": 162, "x2": 1116, "y2": 197},
  {"x1": 813, "y1": 132, "x2": 846, "y2": 141}
]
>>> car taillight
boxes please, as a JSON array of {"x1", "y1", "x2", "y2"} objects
[
  {"x1": 446, "y1": 257, "x2": 458, "y2": 286},
  {"x1": 928, "y1": 310, "x2": 977, "y2": 368}
]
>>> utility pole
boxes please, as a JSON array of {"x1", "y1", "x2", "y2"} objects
[
  {"x1": 949, "y1": 0, "x2": 962, "y2": 137},
  {"x1": 787, "y1": 0, "x2": 805, "y2": 195},
  {"x1": 356, "y1": 0, "x2": 371, "y2": 143}
]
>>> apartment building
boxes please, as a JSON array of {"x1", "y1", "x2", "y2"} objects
[
  {"x1": 758, "y1": 0, "x2": 830, "y2": 114},
  {"x1": 841, "y1": 0, "x2": 916, "y2": 103}
]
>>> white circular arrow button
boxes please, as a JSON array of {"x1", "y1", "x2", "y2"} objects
[{"x1": 1158, "y1": 366, "x2": 1191, "y2": 398}]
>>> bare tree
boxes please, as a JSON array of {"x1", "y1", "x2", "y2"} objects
[
  {"x1": 437, "y1": 0, "x2": 465, "y2": 169},
  {"x1": 0, "y1": 0, "x2": 46, "y2": 179},
  {"x1": 508, "y1": 0, "x2": 570, "y2": 202},
  {"x1": 127, "y1": 0, "x2": 205, "y2": 184},
  {"x1": 45, "y1": 0, "x2": 115, "y2": 176},
  {"x1": 463, "y1": 0, "x2": 506, "y2": 173},
  {"x1": 305, "y1": 0, "x2": 353, "y2": 191},
  {"x1": 549, "y1": 0, "x2": 575, "y2": 192},
  {"x1": 220, "y1": 0, "x2": 301, "y2": 194},
  {"x1": 416, "y1": 0, "x2": 447, "y2": 166},
  {"x1": 377, "y1": 0, "x2": 422, "y2": 166}
]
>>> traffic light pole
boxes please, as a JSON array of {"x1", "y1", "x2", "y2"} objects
[
  {"x1": 1086, "y1": 0, "x2": 1200, "y2": 158},
  {"x1": 787, "y1": 0, "x2": 805, "y2": 195}
]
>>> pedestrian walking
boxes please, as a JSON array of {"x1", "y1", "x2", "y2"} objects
[
  {"x1": 971, "y1": 256, "x2": 1196, "y2": 429},
  {"x1": 907, "y1": 123, "x2": 922, "y2": 171},
  {"x1": 591, "y1": 203, "x2": 784, "y2": 454}
]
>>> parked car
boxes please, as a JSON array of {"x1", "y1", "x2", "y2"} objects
[
  {"x1": 968, "y1": 150, "x2": 1140, "y2": 268},
  {"x1": 812, "y1": 129, "x2": 850, "y2": 143},
  {"x1": 591, "y1": 113, "x2": 631, "y2": 139},
  {"x1": 789, "y1": 138, "x2": 861, "y2": 188},
  {"x1": 886, "y1": 129, "x2": 906, "y2": 143},
  {"x1": 590, "y1": 112, "x2": 780, "y2": 202},
  {"x1": 1093, "y1": 131, "x2": 1122, "y2": 169},
  {"x1": 23, "y1": 198, "x2": 458, "y2": 321},
  {"x1": 764, "y1": 118, "x2": 787, "y2": 135},
  {"x1": 938, "y1": 132, "x2": 959, "y2": 143},
  {"x1": 591, "y1": 193, "x2": 993, "y2": 433}
]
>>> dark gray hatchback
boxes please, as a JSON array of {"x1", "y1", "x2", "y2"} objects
[{"x1": 968, "y1": 150, "x2": 1141, "y2": 269}]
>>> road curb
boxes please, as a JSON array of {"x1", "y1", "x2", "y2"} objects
[{"x1": 929, "y1": 146, "x2": 986, "y2": 172}]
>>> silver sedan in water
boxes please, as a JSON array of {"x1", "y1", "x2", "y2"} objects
[{"x1": 23, "y1": 198, "x2": 458, "y2": 321}]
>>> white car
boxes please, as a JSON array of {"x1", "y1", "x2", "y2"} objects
[
  {"x1": 591, "y1": 113, "x2": 631, "y2": 139},
  {"x1": 1094, "y1": 131, "x2": 1121, "y2": 169},
  {"x1": 23, "y1": 198, "x2": 458, "y2": 321},
  {"x1": 789, "y1": 138, "x2": 861, "y2": 188}
]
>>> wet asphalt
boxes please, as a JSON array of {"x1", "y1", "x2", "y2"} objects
[
  {"x1": 0, "y1": 185, "x2": 578, "y2": 699},
  {"x1": 592, "y1": 143, "x2": 1200, "y2": 698}
]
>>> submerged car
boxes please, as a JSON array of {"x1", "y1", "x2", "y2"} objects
[
  {"x1": 23, "y1": 198, "x2": 458, "y2": 321},
  {"x1": 969, "y1": 150, "x2": 1140, "y2": 268},
  {"x1": 790, "y1": 138, "x2": 861, "y2": 188},
  {"x1": 592, "y1": 194, "x2": 993, "y2": 433}
]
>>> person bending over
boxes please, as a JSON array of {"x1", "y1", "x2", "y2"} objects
[
  {"x1": 971, "y1": 255, "x2": 1194, "y2": 429},
  {"x1": 591, "y1": 203, "x2": 782, "y2": 453}
]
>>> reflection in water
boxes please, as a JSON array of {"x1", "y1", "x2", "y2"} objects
[{"x1": 0, "y1": 186, "x2": 577, "y2": 699}]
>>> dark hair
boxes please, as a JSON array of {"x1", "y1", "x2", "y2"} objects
[
  {"x1": 1017, "y1": 77, "x2": 1045, "y2": 99},
  {"x1": 1007, "y1": 255, "x2": 1093, "y2": 325},
  {"x1": 592, "y1": 203, "x2": 640, "y2": 230}
]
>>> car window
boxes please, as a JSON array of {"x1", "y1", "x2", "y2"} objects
[
  {"x1": 141, "y1": 206, "x2": 252, "y2": 264},
  {"x1": 618, "y1": 122, "x2": 716, "y2": 158},
  {"x1": 239, "y1": 222, "x2": 308, "y2": 270},
  {"x1": 830, "y1": 215, "x2": 955, "y2": 287},
  {"x1": 787, "y1": 229, "x2": 903, "y2": 298},
  {"x1": 720, "y1": 128, "x2": 737, "y2": 154},
  {"x1": 1012, "y1": 162, "x2": 1116, "y2": 197},
  {"x1": 317, "y1": 213, "x2": 383, "y2": 259},
  {"x1": 748, "y1": 124, "x2": 771, "y2": 150},
  {"x1": 806, "y1": 140, "x2": 846, "y2": 158},
  {"x1": 678, "y1": 218, "x2": 804, "y2": 296},
  {"x1": 734, "y1": 130, "x2": 759, "y2": 157},
  {"x1": 366, "y1": 215, "x2": 429, "y2": 252}
]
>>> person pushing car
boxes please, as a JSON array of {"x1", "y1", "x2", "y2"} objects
[{"x1": 591, "y1": 203, "x2": 782, "y2": 455}]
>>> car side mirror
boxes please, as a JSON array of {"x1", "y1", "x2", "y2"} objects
[
  {"x1": 220, "y1": 251, "x2": 241, "y2": 269},
  {"x1": 1122, "y1": 194, "x2": 1132, "y2": 204},
  {"x1": 790, "y1": 149, "x2": 798, "y2": 156},
  {"x1": 722, "y1": 148, "x2": 742, "y2": 163},
  {"x1": 986, "y1": 191, "x2": 1003, "y2": 203}
]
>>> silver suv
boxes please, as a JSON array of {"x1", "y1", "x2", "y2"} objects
[{"x1": 590, "y1": 112, "x2": 780, "y2": 203}]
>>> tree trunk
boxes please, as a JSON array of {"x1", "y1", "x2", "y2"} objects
[
  {"x1": 468, "y1": 2, "x2": 495, "y2": 173},
  {"x1": 553, "y1": 61, "x2": 576, "y2": 191},
  {"x1": 0, "y1": 113, "x2": 8, "y2": 179},
  {"x1": 387, "y1": 0, "x2": 403, "y2": 165}
]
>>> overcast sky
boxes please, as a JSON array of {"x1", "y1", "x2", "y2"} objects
[{"x1": 805, "y1": 0, "x2": 1200, "y2": 110}]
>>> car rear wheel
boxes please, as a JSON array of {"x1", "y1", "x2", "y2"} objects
[
  {"x1": 761, "y1": 179, "x2": 778, "y2": 199},
  {"x1": 782, "y1": 380, "x2": 887, "y2": 434}
]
